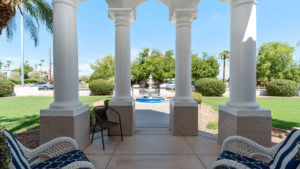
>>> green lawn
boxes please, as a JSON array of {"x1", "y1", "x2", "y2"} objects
[
  {"x1": 203, "y1": 97, "x2": 300, "y2": 130},
  {"x1": 0, "y1": 96, "x2": 106, "y2": 133},
  {"x1": 1, "y1": 96, "x2": 299, "y2": 133}
]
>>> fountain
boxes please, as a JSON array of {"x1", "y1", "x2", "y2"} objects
[{"x1": 136, "y1": 75, "x2": 165, "y2": 103}]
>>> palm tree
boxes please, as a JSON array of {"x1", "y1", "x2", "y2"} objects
[
  {"x1": 40, "y1": 59, "x2": 44, "y2": 71},
  {"x1": 6, "y1": 60, "x2": 12, "y2": 70},
  {"x1": 0, "y1": 0, "x2": 53, "y2": 46},
  {"x1": 219, "y1": 50, "x2": 230, "y2": 83}
]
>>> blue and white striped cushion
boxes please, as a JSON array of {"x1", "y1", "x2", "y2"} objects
[
  {"x1": 4, "y1": 130, "x2": 30, "y2": 169},
  {"x1": 269, "y1": 129, "x2": 300, "y2": 169}
]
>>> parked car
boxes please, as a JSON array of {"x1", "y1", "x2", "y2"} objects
[
  {"x1": 159, "y1": 83, "x2": 168, "y2": 88},
  {"x1": 34, "y1": 81, "x2": 54, "y2": 90},
  {"x1": 166, "y1": 81, "x2": 175, "y2": 89},
  {"x1": 161, "y1": 81, "x2": 195, "y2": 89}
]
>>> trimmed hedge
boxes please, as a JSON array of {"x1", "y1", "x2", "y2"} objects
[
  {"x1": 195, "y1": 78, "x2": 226, "y2": 96},
  {"x1": 0, "y1": 79, "x2": 14, "y2": 97},
  {"x1": 24, "y1": 79, "x2": 38, "y2": 84},
  {"x1": 266, "y1": 79, "x2": 298, "y2": 97},
  {"x1": 89, "y1": 79, "x2": 114, "y2": 96},
  {"x1": 192, "y1": 92, "x2": 203, "y2": 104}
]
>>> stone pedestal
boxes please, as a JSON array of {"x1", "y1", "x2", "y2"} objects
[
  {"x1": 40, "y1": 104, "x2": 90, "y2": 150},
  {"x1": 170, "y1": 100, "x2": 198, "y2": 136},
  {"x1": 108, "y1": 101, "x2": 135, "y2": 136},
  {"x1": 218, "y1": 105, "x2": 272, "y2": 147}
]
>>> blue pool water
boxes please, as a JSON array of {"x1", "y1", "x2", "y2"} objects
[{"x1": 136, "y1": 96, "x2": 165, "y2": 103}]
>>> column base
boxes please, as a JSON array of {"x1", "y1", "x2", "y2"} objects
[
  {"x1": 108, "y1": 100, "x2": 135, "y2": 136},
  {"x1": 170, "y1": 99, "x2": 198, "y2": 136},
  {"x1": 40, "y1": 104, "x2": 90, "y2": 150},
  {"x1": 218, "y1": 105, "x2": 272, "y2": 147}
]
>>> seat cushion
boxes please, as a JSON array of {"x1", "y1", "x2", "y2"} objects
[
  {"x1": 216, "y1": 151, "x2": 270, "y2": 169},
  {"x1": 269, "y1": 129, "x2": 300, "y2": 169},
  {"x1": 31, "y1": 150, "x2": 90, "y2": 169},
  {"x1": 4, "y1": 130, "x2": 31, "y2": 169}
]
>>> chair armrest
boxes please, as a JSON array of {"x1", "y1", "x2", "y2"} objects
[
  {"x1": 62, "y1": 161, "x2": 95, "y2": 169},
  {"x1": 22, "y1": 137, "x2": 78, "y2": 162},
  {"x1": 212, "y1": 159, "x2": 251, "y2": 169},
  {"x1": 222, "y1": 136, "x2": 278, "y2": 159}
]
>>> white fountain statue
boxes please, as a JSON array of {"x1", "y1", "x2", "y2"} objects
[
  {"x1": 136, "y1": 74, "x2": 165, "y2": 103},
  {"x1": 146, "y1": 74, "x2": 154, "y2": 98}
]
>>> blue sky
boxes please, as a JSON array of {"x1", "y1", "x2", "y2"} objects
[{"x1": 0, "y1": 0, "x2": 300, "y2": 78}]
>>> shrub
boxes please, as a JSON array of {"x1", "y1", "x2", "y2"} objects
[
  {"x1": 104, "y1": 97, "x2": 112, "y2": 108},
  {"x1": 195, "y1": 78, "x2": 226, "y2": 96},
  {"x1": 89, "y1": 106, "x2": 95, "y2": 127},
  {"x1": 266, "y1": 79, "x2": 298, "y2": 97},
  {"x1": 0, "y1": 125, "x2": 12, "y2": 169},
  {"x1": 89, "y1": 79, "x2": 114, "y2": 96},
  {"x1": 206, "y1": 121, "x2": 218, "y2": 130},
  {"x1": 192, "y1": 92, "x2": 203, "y2": 104},
  {"x1": 24, "y1": 79, "x2": 38, "y2": 84},
  {"x1": 0, "y1": 79, "x2": 14, "y2": 97}
]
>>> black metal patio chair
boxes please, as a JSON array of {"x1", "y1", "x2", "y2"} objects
[{"x1": 91, "y1": 106, "x2": 123, "y2": 150}]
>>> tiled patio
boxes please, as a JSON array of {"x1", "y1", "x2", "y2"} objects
[{"x1": 84, "y1": 102, "x2": 221, "y2": 169}]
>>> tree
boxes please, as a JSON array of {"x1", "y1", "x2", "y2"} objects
[
  {"x1": 39, "y1": 59, "x2": 44, "y2": 71},
  {"x1": 219, "y1": 50, "x2": 230, "y2": 82},
  {"x1": 131, "y1": 49, "x2": 175, "y2": 83},
  {"x1": 0, "y1": 0, "x2": 53, "y2": 46},
  {"x1": 13, "y1": 63, "x2": 34, "y2": 79},
  {"x1": 6, "y1": 60, "x2": 12, "y2": 70},
  {"x1": 90, "y1": 55, "x2": 114, "y2": 80},
  {"x1": 282, "y1": 64, "x2": 300, "y2": 83},
  {"x1": 191, "y1": 53, "x2": 219, "y2": 80},
  {"x1": 79, "y1": 75, "x2": 90, "y2": 81},
  {"x1": 28, "y1": 71, "x2": 42, "y2": 80},
  {"x1": 0, "y1": 61, "x2": 3, "y2": 70},
  {"x1": 257, "y1": 42, "x2": 295, "y2": 84},
  {"x1": 138, "y1": 48, "x2": 150, "y2": 64}
]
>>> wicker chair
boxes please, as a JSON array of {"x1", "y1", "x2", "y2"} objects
[
  {"x1": 91, "y1": 106, "x2": 123, "y2": 150},
  {"x1": 4, "y1": 130, "x2": 95, "y2": 169},
  {"x1": 212, "y1": 129, "x2": 300, "y2": 169}
]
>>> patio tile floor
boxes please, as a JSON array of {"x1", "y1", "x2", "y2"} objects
[
  {"x1": 84, "y1": 101, "x2": 220, "y2": 169},
  {"x1": 84, "y1": 128, "x2": 220, "y2": 169}
]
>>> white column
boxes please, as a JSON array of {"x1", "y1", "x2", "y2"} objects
[
  {"x1": 219, "y1": 0, "x2": 272, "y2": 147},
  {"x1": 226, "y1": 0, "x2": 259, "y2": 109},
  {"x1": 50, "y1": 0, "x2": 82, "y2": 109},
  {"x1": 40, "y1": 0, "x2": 90, "y2": 149},
  {"x1": 109, "y1": 8, "x2": 134, "y2": 104},
  {"x1": 173, "y1": 9, "x2": 197, "y2": 103},
  {"x1": 169, "y1": 9, "x2": 198, "y2": 136}
]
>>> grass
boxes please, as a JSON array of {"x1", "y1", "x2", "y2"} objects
[
  {"x1": 206, "y1": 121, "x2": 218, "y2": 130},
  {"x1": 0, "y1": 96, "x2": 106, "y2": 133},
  {"x1": 203, "y1": 97, "x2": 300, "y2": 130},
  {"x1": 1, "y1": 96, "x2": 299, "y2": 133}
]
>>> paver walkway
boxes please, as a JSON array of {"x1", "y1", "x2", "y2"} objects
[{"x1": 84, "y1": 101, "x2": 220, "y2": 169}]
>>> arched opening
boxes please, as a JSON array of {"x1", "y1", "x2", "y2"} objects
[{"x1": 131, "y1": 0, "x2": 174, "y2": 129}]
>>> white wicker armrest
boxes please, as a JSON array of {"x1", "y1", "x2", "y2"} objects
[
  {"x1": 222, "y1": 136, "x2": 281, "y2": 159},
  {"x1": 20, "y1": 137, "x2": 78, "y2": 162},
  {"x1": 62, "y1": 161, "x2": 95, "y2": 169},
  {"x1": 212, "y1": 159, "x2": 251, "y2": 169}
]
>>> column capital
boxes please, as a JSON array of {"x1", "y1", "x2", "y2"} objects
[
  {"x1": 109, "y1": 8, "x2": 136, "y2": 22},
  {"x1": 231, "y1": 0, "x2": 257, "y2": 8},
  {"x1": 170, "y1": 8, "x2": 198, "y2": 23},
  {"x1": 52, "y1": 0, "x2": 77, "y2": 9}
]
